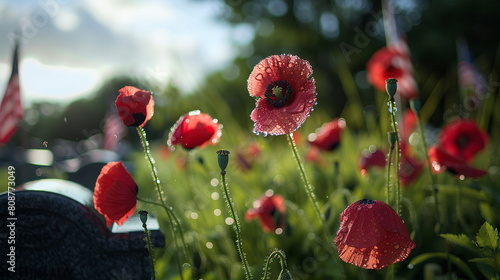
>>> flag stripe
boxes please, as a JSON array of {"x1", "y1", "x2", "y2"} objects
[{"x1": 0, "y1": 61, "x2": 23, "y2": 145}]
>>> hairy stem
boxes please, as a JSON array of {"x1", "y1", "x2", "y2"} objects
[
  {"x1": 261, "y1": 249, "x2": 287, "y2": 280},
  {"x1": 287, "y1": 133, "x2": 345, "y2": 280},
  {"x1": 142, "y1": 221, "x2": 156, "y2": 280},
  {"x1": 388, "y1": 99, "x2": 401, "y2": 215},
  {"x1": 415, "y1": 110, "x2": 442, "y2": 232},
  {"x1": 136, "y1": 127, "x2": 191, "y2": 268},
  {"x1": 220, "y1": 171, "x2": 253, "y2": 280}
]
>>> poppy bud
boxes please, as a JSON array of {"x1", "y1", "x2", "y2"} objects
[
  {"x1": 410, "y1": 99, "x2": 421, "y2": 115},
  {"x1": 385, "y1": 78, "x2": 398, "y2": 99},
  {"x1": 216, "y1": 149, "x2": 230, "y2": 172},
  {"x1": 139, "y1": 210, "x2": 148, "y2": 225}
]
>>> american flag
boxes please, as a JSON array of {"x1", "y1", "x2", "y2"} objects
[
  {"x1": 101, "y1": 112, "x2": 127, "y2": 151},
  {"x1": 0, "y1": 42, "x2": 23, "y2": 145}
]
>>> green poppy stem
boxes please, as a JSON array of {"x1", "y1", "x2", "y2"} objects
[
  {"x1": 386, "y1": 143, "x2": 394, "y2": 206},
  {"x1": 412, "y1": 101, "x2": 442, "y2": 232},
  {"x1": 261, "y1": 249, "x2": 288, "y2": 280},
  {"x1": 139, "y1": 211, "x2": 156, "y2": 280},
  {"x1": 220, "y1": 170, "x2": 253, "y2": 280},
  {"x1": 286, "y1": 133, "x2": 345, "y2": 280},
  {"x1": 388, "y1": 98, "x2": 401, "y2": 215},
  {"x1": 136, "y1": 127, "x2": 191, "y2": 272}
]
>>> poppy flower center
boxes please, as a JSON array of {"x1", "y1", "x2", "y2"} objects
[
  {"x1": 455, "y1": 135, "x2": 469, "y2": 148},
  {"x1": 131, "y1": 112, "x2": 146, "y2": 127},
  {"x1": 359, "y1": 198, "x2": 376, "y2": 205},
  {"x1": 265, "y1": 80, "x2": 292, "y2": 108}
]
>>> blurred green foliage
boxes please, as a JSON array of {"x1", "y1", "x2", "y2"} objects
[{"x1": 4, "y1": 0, "x2": 500, "y2": 279}]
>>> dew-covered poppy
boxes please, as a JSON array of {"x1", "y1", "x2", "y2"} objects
[
  {"x1": 245, "y1": 193, "x2": 286, "y2": 233},
  {"x1": 438, "y1": 119, "x2": 488, "y2": 163},
  {"x1": 428, "y1": 145, "x2": 487, "y2": 178},
  {"x1": 359, "y1": 147, "x2": 386, "y2": 176},
  {"x1": 248, "y1": 54, "x2": 317, "y2": 136},
  {"x1": 115, "y1": 86, "x2": 154, "y2": 127},
  {"x1": 334, "y1": 199, "x2": 416, "y2": 269},
  {"x1": 367, "y1": 42, "x2": 418, "y2": 100},
  {"x1": 167, "y1": 110, "x2": 222, "y2": 149},
  {"x1": 308, "y1": 118, "x2": 346, "y2": 151},
  {"x1": 93, "y1": 161, "x2": 138, "y2": 227}
]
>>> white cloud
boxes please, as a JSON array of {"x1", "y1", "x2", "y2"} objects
[
  {"x1": 21, "y1": 58, "x2": 101, "y2": 103},
  {"x1": 0, "y1": 0, "x2": 241, "y2": 104},
  {"x1": 53, "y1": 9, "x2": 80, "y2": 31}
]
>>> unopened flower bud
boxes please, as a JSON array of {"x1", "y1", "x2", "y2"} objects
[
  {"x1": 139, "y1": 210, "x2": 148, "y2": 225},
  {"x1": 385, "y1": 78, "x2": 398, "y2": 99},
  {"x1": 410, "y1": 99, "x2": 421, "y2": 115},
  {"x1": 216, "y1": 149, "x2": 230, "y2": 172}
]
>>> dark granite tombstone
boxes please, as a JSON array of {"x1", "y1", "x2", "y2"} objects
[{"x1": 0, "y1": 180, "x2": 164, "y2": 279}]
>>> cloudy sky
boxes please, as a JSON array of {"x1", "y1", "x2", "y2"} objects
[{"x1": 0, "y1": 0, "x2": 253, "y2": 105}]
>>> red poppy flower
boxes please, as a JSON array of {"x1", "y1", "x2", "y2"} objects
[
  {"x1": 167, "y1": 110, "x2": 222, "y2": 149},
  {"x1": 438, "y1": 119, "x2": 488, "y2": 163},
  {"x1": 245, "y1": 193, "x2": 286, "y2": 233},
  {"x1": 399, "y1": 152, "x2": 423, "y2": 186},
  {"x1": 308, "y1": 118, "x2": 346, "y2": 151},
  {"x1": 366, "y1": 42, "x2": 418, "y2": 100},
  {"x1": 359, "y1": 147, "x2": 386, "y2": 176},
  {"x1": 334, "y1": 199, "x2": 416, "y2": 269},
  {"x1": 235, "y1": 142, "x2": 261, "y2": 171},
  {"x1": 305, "y1": 146, "x2": 324, "y2": 166},
  {"x1": 428, "y1": 145, "x2": 487, "y2": 178},
  {"x1": 248, "y1": 54, "x2": 317, "y2": 136},
  {"x1": 93, "y1": 161, "x2": 138, "y2": 227},
  {"x1": 401, "y1": 110, "x2": 418, "y2": 141},
  {"x1": 115, "y1": 86, "x2": 155, "y2": 127}
]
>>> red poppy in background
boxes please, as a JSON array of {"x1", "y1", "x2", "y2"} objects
[
  {"x1": 438, "y1": 119, "x2": 488, "y2": 162},
  {"x1": 115, "y1": 86, "x2": 155, "y2": 127},
  {"x1": 428, "y1": 145, "x2": 487, "y2": 178},
  {"x1": 334, "y1": 199, "x2": 416, "y2": 269},
  {"x1": 366, "y1": 42, "x2": 418, "y2": 100},
  {"x1": 399, "y1": 152, "x2": 423, "y2": 186},
  {"x1": 401, "y1": 110, "x2": 418, "y2": 141},
  {"x1": 308, "y1": 118, "x2": 346, "y2": 151},
  {"x1": 248, "y1": 54, "x2": 317, "y2": 135},
  {"x1": 235, "y1": 142, "x2": 261, "y2": 171},
  {"x1": 245, "y1": 193, "x2": 286, "y2": 233},
  {"x1": 168, "y1": 110, "x2": 222, "y2": 149},
  {"x1": 359, "y1": 147, "x2": 386, "y2": 176},
  {"x1": 93, "y1": 161, "x2": 138, "y2": 227}
]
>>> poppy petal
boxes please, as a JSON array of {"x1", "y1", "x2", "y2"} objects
[
  {"x1": 115, "y1": 86, "x2": 154, "y2": 127},
  {"x1": 438, "y1": 119, "x2": 488, "y2": 162},
  {"x1": 334, "y1": 199, "x2": 415, "y2": 269},
  {"x1": 168, "y1": 111, "x2": 222, "y2": 149},
  {"x1": 93, "y1": 161, "x2": 138, "y2": 227},
  {"x1": 248, "y1": 54, "x2": 317, "y2": 136},
  {"x1": 428, "y1": 146, "x2": 487, "y2": 178}
]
